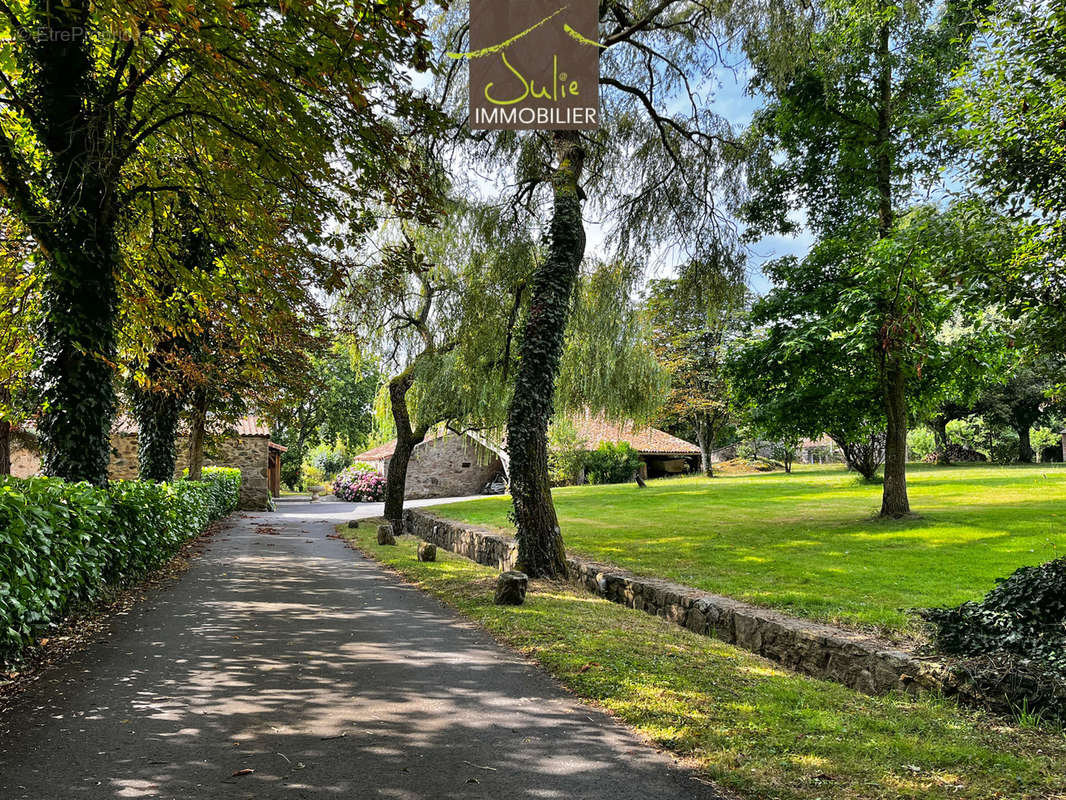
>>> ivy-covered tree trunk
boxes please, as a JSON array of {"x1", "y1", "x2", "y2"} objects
[
  {"x1": 22, "y1": 0, "x2": 119, "y2": 486},
  {"x1": 383, "y1": 370, "x2": 428, "y2": 529},
  {"x1": 134, "y1": 369, "x2": 183, "y2": 482},
  {"x1": 931, "y1": 415, "x2": 951, "y2": 465},
  {"x1": 187, "y1": 390, "x2": 208, "y2": 481},
  {"x1": 0, "y1": 417, "x2": 10, "y2": 476},
  {"x1": 506, "y1": 132, "x2": 587, "y2": 579}
]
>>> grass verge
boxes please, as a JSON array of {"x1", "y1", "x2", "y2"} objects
[
  {"x1": 344, "y1": 524, "x2": 1066, "y2": 800},
  {"x1": 430, "y1": 464, "x2": 1066, "y2": 634}
]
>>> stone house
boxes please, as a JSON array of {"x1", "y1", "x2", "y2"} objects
[
  {"x1": 8, "y1": 416, "x2": 285, "y2": 511},
  {"x1": 357, "y1": 416, "x2": 702, "y2": 499},
  {"x1": 355, "y1": 432, "x2": 505, "y2": 500},
  {"x1": 566, "y1": 415, "x2": 701, "y2": 478}
]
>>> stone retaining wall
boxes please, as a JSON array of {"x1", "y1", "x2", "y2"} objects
[{"x1": 403, "y1": 509, "x2": 949, "y2": 697}]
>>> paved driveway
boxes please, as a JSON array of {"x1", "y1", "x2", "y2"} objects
[{"x1": 0, "y1": 500, "x2": 721, "y2": 799}]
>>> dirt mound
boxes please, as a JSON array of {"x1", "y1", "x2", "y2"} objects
[{"x1": 715, "y1": 457, "x2": 784, "y2": 474}]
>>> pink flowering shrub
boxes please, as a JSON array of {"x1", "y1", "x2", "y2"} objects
[{"x1": 332, "y1": 466, "x2": 386, "y2": 502}]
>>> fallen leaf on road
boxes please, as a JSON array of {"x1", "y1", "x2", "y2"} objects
[
  {"x1": 232, "y1": 768, "x2": 254, "y2": 777},
  {"x1": 578, "y1": 662, "x2": 600, "y2": 673}
]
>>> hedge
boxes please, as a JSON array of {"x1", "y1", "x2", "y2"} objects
[{"x1": 0, "y1": 467, "x2": 240, "y2": 663}]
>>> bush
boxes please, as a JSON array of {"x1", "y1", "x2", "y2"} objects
[
  {"x1": 332, "y1": 465, "x2": 386, "y2": 502},
  {"x1": 306, "y1": 442, "x2": 352, "y2": 480},
  {"x1": 0, "y1": 468, "x2": 240, "y2": 664},
  {"x1": 584, "y1": 441, "x2": 643, "y2": 485},
  {"x1": 548, "y1": 418, "x2": 589, "y2": 486},
  {"x1": 921, "y1": 557, "x2": 1066, "y2": 723}
]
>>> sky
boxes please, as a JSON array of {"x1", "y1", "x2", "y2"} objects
[{"x1": 414, "y1": 49, "x2": 817, "y2": 298}]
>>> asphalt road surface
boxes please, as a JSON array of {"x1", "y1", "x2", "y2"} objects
[{"x1": 0, "y1": 498, "x2": 721, "y2": 799}]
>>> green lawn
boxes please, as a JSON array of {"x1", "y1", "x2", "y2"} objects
[
  {"x1": 347, "y1": 527, "x2": 1066, "y2": 800},
  {"x1": 431, "y1": 463, "x2": 1066, "y2": 634}
]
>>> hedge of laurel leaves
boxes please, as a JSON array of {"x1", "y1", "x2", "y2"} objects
[
  {"x1": 0, "y1": 467, "x2": 240, "y2": 663},
  {"x1": 922, "y1": 557, "x2": 1066, "y2": 723}
]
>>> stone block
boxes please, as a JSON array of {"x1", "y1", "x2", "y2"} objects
[
  {"x1": 377, "y1": 524, "x2": 396, "y2": 546},
  {"x1": 347, "y1": 520, "x2": 360, "y2": 529},
  {"x1": 417, "y1": 542, "x2": 437, "y2": 562},
  {"x1": 494, "y1": 571, "x2": 528, "y2": 606}
]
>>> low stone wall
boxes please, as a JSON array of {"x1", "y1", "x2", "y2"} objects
[
  {"x1": 403, "y1": 509, "x2": 948, "y2": 697},
  {"x1": 405, "y1": 509, "x2": 518, "y2": 571}
]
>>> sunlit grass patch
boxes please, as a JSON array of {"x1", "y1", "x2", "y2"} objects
[
  {"x1": 344, "y1": 526, "x2": 1066, "y2": 800},
  {"x1": 431, "y1": 463, "x2": 1066, "y2": 634}
]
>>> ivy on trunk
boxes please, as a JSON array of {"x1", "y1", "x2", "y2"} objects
[{"x1": 506, "y1": 132, "x2": 587, "y2": 579}]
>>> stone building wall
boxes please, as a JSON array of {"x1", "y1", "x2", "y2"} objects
[
  {"x1": 10, "y1": 444, "x2": 41, "y2": 478},
  {"x1": 9, "y1": 432, "x2": 271, "y2": 510},
  {"x1": 108, "y1": 433, "x2": 271, "y2": 510},
  {"x1": 402, "y1": 434, "x2": 503, "y2": 499}
]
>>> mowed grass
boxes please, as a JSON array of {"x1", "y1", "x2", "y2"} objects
[
  {"x1": 431, "y1": 463, "x2": 1066, "y2": 634},
  {"x1": 346, "y1": 527, "x2": 1066, "y2": 800}
]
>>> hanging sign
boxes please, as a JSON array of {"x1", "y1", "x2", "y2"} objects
[{"x1": 454, "y1": 0, "x2": 601, "y2": 130}]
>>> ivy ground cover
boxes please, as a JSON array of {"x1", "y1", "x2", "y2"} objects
[{"x1": 430, "y1": 463, "x2": 1066, "y2": 635}]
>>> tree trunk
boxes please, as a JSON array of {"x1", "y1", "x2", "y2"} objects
[
  {"x1": 695, "y1": 417, "x2": 714, "y2": 478},
  {"x1": 135, "y1": 387, "x2": 182, "y2": 481},
  {"x1": 931, "y1": 415, "x2": 950, "y2": 465},
  {"x1": 881, "y1": 361, "x2": 911, "y2": 516},
  {"x1": 506, "y1": 131, "x2": 586, "y2": 579},
  {"x1": 29, "y1": 0, "x2": 119, "y2": 486},
  {"x1": 383, "y1": 370, "x2": 428, "y2": 529},
  {"x1": 187, "y1": 391, "x2": 208, "y2": 481},
  {"x1": 1016, "y1": 425, "x2": 1034, "y2": 463},
  {"x1": 0, "y1": 418, "x2": 10, "y2": 476},
  {"x1": 874, "y1": 16, "x2": 909, "y2": 517},
  {"x1": 134, "y1": 349, "x2": 184, "y2": 481}
]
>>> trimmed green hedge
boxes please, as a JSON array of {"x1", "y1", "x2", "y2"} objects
[{"x1": 0, "y1": 467, "x2": 240, "y2": 662}]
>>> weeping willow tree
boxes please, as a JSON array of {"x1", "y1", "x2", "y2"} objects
[
  {"x1": 349, "y1": 196, "x2": 666, "y2": 533},
  {"x1": 435, "y1": 1, "x2": 746, "y2": 576}
]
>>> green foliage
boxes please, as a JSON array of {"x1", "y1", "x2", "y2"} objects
[
  {"x1": 547, "y1": 417, "x2": 589, "y2": 486},
  {"x1": 305, "y1": 442, "x2": 352, "y2": 482},
  {"x1": 907, "y1": 427, "x2": 937, "y2": 461},
  {"x1": 952, "y1": 2, "x2": 1066, "y2": 366},
  {"x1": 301, "y1": 464, "x2": 326, "y2": 490},
  {"x1": 922, "y1": 557, "x2": 1066, "y2": 723},
  {"x1": 646, "y1": 269, "x2": 746, "y2": 470},
  {"x1": 583, "y1": 442, "x2": 643, "y2": 485},
  {"x1": 0, "y1": 468, "x2": 239, "y2": 663}
]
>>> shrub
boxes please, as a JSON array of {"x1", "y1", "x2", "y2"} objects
[
  {"x1": 921, "y1": 557, "x2": 1066, "y2": 723},
  {"x1": 306, "y1": 442, "x2": 352, "y2": 480},
  {"x1": 0, "y1": 468, "x2": 240, "y2": 664},
  {"x1": 332, "y1": 465, "x2": 386, "y2": 502},
  {"x1": 584, "y1": 441, "x2": 643, "y2": 485},
  {"x1": 301, "y1": 463, "x2": 326, "y2": 489},
  {"x1": 548, "y1": 418, "x2": 589, "y2": 486}
]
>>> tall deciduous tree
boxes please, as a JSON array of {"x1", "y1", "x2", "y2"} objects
[
  {"x1": 953, "y1": 1, "x2": 1066, "y2": 378},
  {"x1": 0, "y1": 210, "x2": 35, "y2": 474},
  {"x1": 646, "y1": 263, "x2": 746, "y2": 478},
  {"x1": 439, "y1": 1, "x2": 744, "y2": 575},
  {"x1": 737, "y1": 0, "x2": 982, "y2": 515},
  {"x1": 0, "y1": 0, "x2": 435, "y2": 484}
]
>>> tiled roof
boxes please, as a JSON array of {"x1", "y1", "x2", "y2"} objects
[
  {"x1": 355, "y1": 440, "x2": 399, "y2": 461},
  {"x1": 569, "y1": 415, "x2": 700, "y2": 456},
  {"x1": 112, "y1": 414, "x2": 270, "y2": 438},
  {"x1": 355, "y1": 418, "x2": 701, "y2": 461}
]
